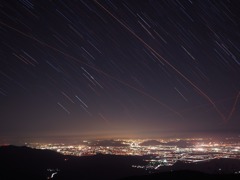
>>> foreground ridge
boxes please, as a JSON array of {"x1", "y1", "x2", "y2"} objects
[{"x1": 1, "y1": 145, "x2": 240, "y2": 180}]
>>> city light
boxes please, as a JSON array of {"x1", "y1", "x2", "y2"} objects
[{"x1": 27, "y1": 137, "x2": 240, "y2": 170}]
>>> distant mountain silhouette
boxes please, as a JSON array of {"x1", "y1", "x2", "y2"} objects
[
  {"x1": 139, "y1": 140, "x2": 163, "y2": 146},
  {"x1": 90, "y1": 139, "x2": 128, "y2": 146},
  {"x1": 0, "y1": 145, "x2": 240, "y2": 180},
  {"x1": 139, "y1": 140, "x2": 190, "y2": 147}
]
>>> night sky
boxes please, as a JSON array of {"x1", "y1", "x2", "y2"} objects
[{"x1": 0, "y1": 0, "x2": 240, "y2": 140}]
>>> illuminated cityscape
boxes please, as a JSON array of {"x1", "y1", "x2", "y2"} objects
[
  {"x1": 27, "y1": 137, "x2": 240, "y2": 170},
  {"x1": 1, "y1": 0, "x2": 240, "y2": 179}
]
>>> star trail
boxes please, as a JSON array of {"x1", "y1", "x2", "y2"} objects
[{"x1": 0, "y1": 0, "x2": 240, "y2": 141}]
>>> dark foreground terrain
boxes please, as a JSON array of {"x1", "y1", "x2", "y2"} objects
[{"x1": 0, "y1": 145, "x2": 240, "y2": 180}]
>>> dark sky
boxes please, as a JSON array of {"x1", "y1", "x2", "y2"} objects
[{"x1": 0, "y1": 0, "x2": 240, "y2": 140}]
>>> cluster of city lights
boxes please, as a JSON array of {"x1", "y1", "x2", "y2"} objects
[{"x1": 27, "y1": 137, "x2": 240, "y2": 170}]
